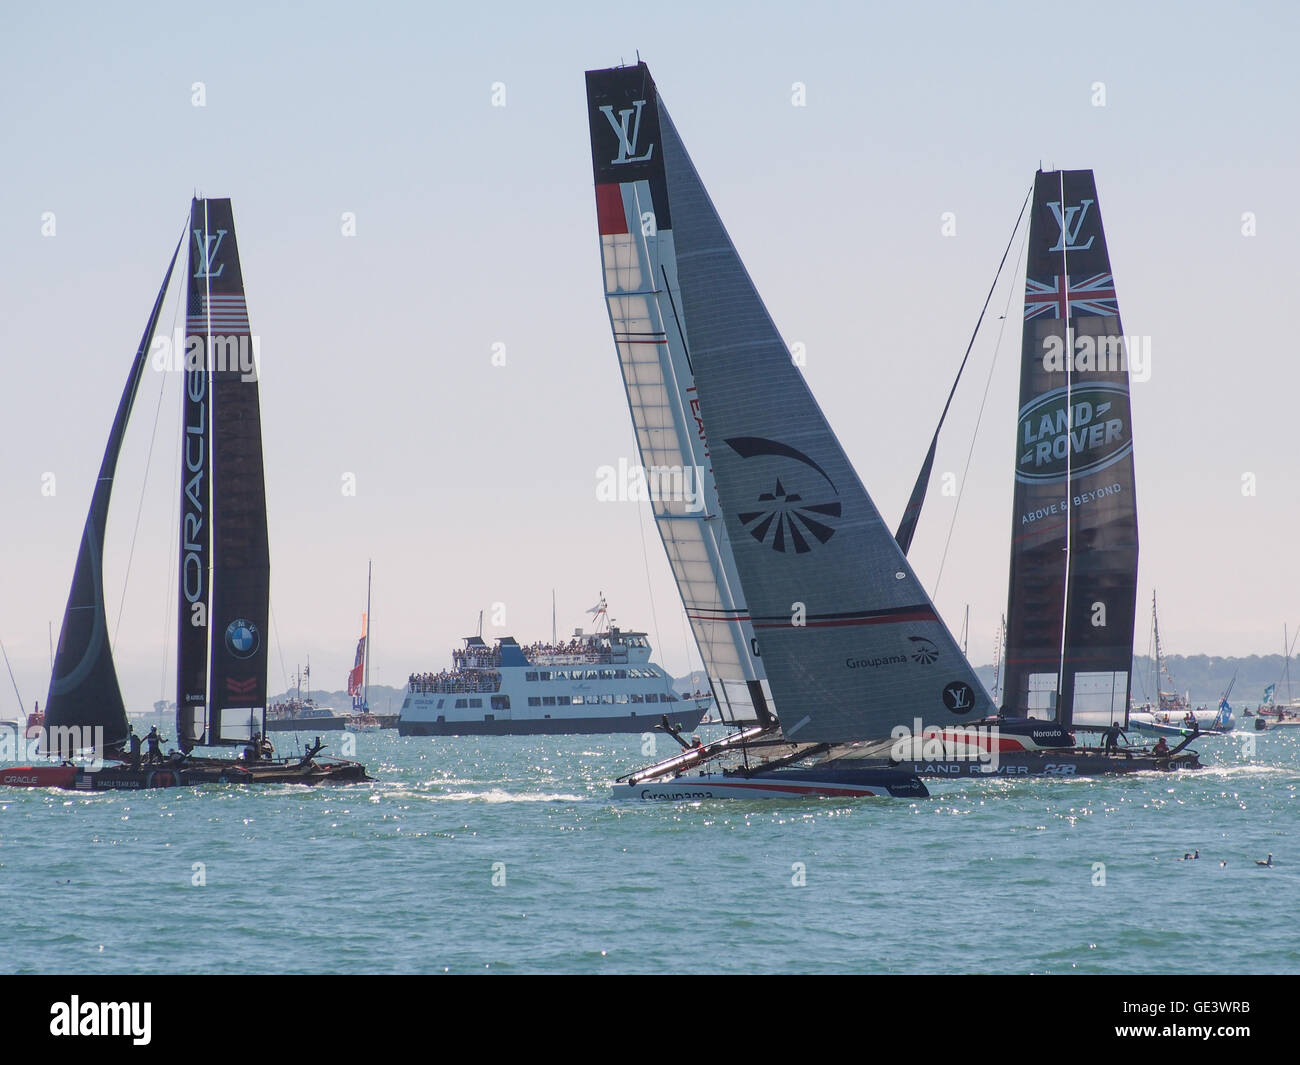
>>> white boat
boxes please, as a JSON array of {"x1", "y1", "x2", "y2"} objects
[
  {"x1": 1128, "y1": 594, "x2": 1234, "y2": 735},
  {"x1": 398, "y1": 599, "x2": 708, "y2": 736}
]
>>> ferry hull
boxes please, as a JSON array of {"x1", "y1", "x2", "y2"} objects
[
  {"x1": 614, "y1": 766, "x2": 928, "y2": 801},
  {"x1": 400, "y1": 707, "x2": 706, "y2": 737}
]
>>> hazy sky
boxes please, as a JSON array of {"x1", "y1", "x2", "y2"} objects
[{"x1": 2, "y1": 1, "x2": 1297, "y2": 713}]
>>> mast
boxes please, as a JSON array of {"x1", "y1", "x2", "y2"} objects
[
  {"x1": 47, "y1": 232, "x2": 182, "y2": 754},
  {"x1": 364, "y1": 560, "x2": 372, "y2": 708},
  {"x1": 1279, "y1": 624, "x2": 1289, "y2": 707}
]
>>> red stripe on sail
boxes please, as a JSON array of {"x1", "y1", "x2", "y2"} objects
[{"x1": 595, "y1": 183, "x2": 628, "y2": 235}]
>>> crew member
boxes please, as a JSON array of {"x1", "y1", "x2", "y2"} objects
[{"x1": 144, "y1": 725, "x2": 167, "y2": 764}]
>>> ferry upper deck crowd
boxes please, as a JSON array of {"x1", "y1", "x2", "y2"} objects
[
  {"x1": 519, "y1": 637, "x2": 620, "y2": 664},
  {"x1": 408, "y1": 670, "x2": 502, "y2": 694}
]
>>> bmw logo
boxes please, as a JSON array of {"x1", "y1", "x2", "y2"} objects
[{"x1": 224, "y1": 619, "x2": 260, "y2": 659}]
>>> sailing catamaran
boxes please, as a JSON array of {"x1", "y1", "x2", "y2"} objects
[
  {"x1": 2, "y1": 199, "x2": 368, "y2": 790},
  {"x1": 586, "y1": 61, "x2": 987, "y2": 799},
  {"x1": 875, "y1": 169, "x2": 1201, "y2": 775}
]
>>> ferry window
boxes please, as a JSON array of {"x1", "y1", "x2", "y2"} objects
[
  {"x1": 615, "y1": 694, "x2": 628, "y2": 704},
  {"x1": 646, "y1": 693, "x2": 659, "y2": 703},
  {"x1": 599, "y1": 669, "x2": 614, "y2": 679},
  {"x1": 569, "y1": 696, "x2": 582, "y2": 705},
  {"x1": 615, "y1": 670, "x2": 627, "y2": 679},
  {"x1": 542, "y1": 696, "x2": 556, "y2": 706},
  {"x1": 436, "y1": 715, "x2": 445, "y2": 723},
  {"x1": 665, "y1": 693, "x2": 677, "y2": 702},
  {"x1": 585, "y1": 695, "x2": 600, "y2": 705},
  {"x1": 600, "y1": 694, "x2": 614, "y2": 704},
  {"x1": 630, "y1": 694, "x2": 644, "y2": 703},
  {"x1": 470, "y1": 698, "x2": 483, "y2": 708},
  {"x1": 540, "y1": 671, "x2": 551, "y2": 681},
  {"x1": 525, "y1": 672, "x2": 538, "y2": 682},
  {"x1": 528, "y1": 697, "x2": 541, "y2": 707},
  {"x1": 436, "y1": 699, "x2": 444, "y2": 709},
  {"x1": 455, "y1": 699, "x2": 467, "y2": 709},
  {"x1": 492, "y1": 696, "x2": 510, "y2": 710},
  {"x1": 585, "y1": 670, "x2": 598, "y2": 680}
]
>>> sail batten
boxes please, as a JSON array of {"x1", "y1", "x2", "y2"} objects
[
  {"x1": 588, "y1": 67, "x2": 772, "y2": 726},
  {"x1": 44, "y1": 235, "x2": 183, "y2": 752}
]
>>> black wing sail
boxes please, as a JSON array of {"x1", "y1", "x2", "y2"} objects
[
  {"x1": 1002, "y1": 170, "x2": 1138, "y2": 726},
  {"x1": 45, "y1": 236, "x2": 183, "y2": 753},
  {"x1": 200, "y1": 199, "x2": 270, "y2": 746}
]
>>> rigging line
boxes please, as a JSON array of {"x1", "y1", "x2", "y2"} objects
[
  {"x1": 1274, "y1": 622, "x2": 1300, "y2": 692},
  {"x1": 270, "y1": 604, "x2": 291, "y2": 700},
  {"x1": 1, "y1": 637, "x2": 26, "y2": 713},
  {"x1": 931, "y1": 214, "x2": 1031, "y2": 596},
  {"x1": 897, "y1": 183, "x2": 1032, "y2": 552},
  {"x1": 634, "y1": 479, "x2": 665, "y2": 672},
  {"x1": 114, "y1": 258, "x2": 186, "y2": 652}
]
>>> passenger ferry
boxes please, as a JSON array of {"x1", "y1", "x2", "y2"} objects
[{"x1": 398, "y1": 613, "x2": 710, "y2": 736}]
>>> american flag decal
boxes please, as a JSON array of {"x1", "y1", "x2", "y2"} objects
[
  {"x1": 186, "y1": 292, "x2": 251, "y2": 334},
  {"x1": 1023, "y1": 273, "x2": 1118, "y2": 321}
]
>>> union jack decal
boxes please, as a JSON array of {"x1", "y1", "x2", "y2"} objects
[{"x1": 1023, "y1": 273, "x2": 1118, "y2": 321}]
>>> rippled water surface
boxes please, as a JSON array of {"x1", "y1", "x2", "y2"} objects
[{"x1": 2, "y1": 725, "x2": 1295, "y2": 973}]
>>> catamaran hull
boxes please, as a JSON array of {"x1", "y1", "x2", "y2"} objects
[
  {"x1": 0, "y1": 760, "x2": 371, "y2": 790},
  {"x1": 886, "y1": 750, "x2": 1201, "y2": 778},
  {"x1": 400, "y1": 708, "x2": 706, "y2": 737},
  {"x1": 613, "y1": 767, "x2": 929, "y2": 801}
]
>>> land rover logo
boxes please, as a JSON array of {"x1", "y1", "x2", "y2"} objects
[
  {"x1": 908, "y1": 636, "x2": 939, "y2": 664},
  {"x1": 1015, "y1": 383, "x2": 1132, "y2": 484},
  {"x1": 224, "y1": 619, "x2": 260, "y2": 659},
  {"x1": 725, "y1": 436, "x2": 841, "y2": 554},
  {"x1": 943, "y1": 681, "x2": 976, "y2": 715}
]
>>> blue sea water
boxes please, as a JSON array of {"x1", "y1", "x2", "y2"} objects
[{"x1": 2, "y1": 724, "x2": 1296, "y2": 974}]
